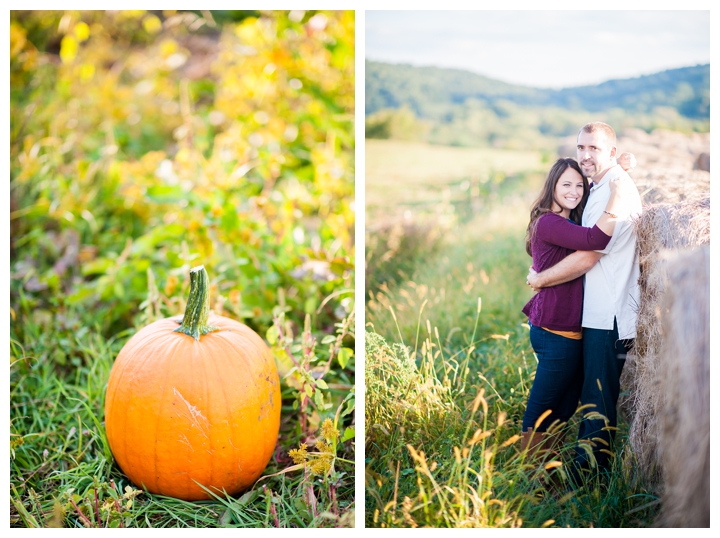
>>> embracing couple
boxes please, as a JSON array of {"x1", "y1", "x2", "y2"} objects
[{"x1": 521, "y1": 122, "x2": 642, "y2": 485}]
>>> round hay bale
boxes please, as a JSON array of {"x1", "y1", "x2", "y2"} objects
[
  {"x1": 619, "y1": 197, "x2": 710, "y2": 489},
  {"x1": 634, "y1": 170, "x2": 710, "y2": 205},
  {"x1": 616, "y1": 130, "x2": 709, "y2": 206},
  {"x1": 654, "y1": 245, "x2": 709, "y2": 527}
]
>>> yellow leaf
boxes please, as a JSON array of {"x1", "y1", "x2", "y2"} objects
[
  {"x1": 143, "y1": 14, "x2": 163, "y2": 34},
  {"x1": 80, "y1": 63, "x2": 94, "y2": 81},
  {"x1": 74, "y1": 22, "x2": 90, "y2": 42},
  {"x1": 11, "y1": 23, "x2": 28, "y2": 57},
  {"x1": 59, "y1": 35, "x2": 78, "y2": 64},
  {"x1": 159, "y1": 39, "x2": 177, "y2": 58}
]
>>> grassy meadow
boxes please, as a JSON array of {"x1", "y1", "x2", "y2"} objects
[{"x1": 364, "y1": 139, "x2": 661, "y2": 528}]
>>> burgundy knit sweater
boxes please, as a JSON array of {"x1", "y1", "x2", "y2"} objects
[{"x1": 522, "y1": 212, "x2": 611, "y2": 332}]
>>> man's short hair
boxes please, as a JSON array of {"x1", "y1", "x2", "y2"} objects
[{"x1": 578, "y1": 122, "x2": 616, "y2": 147}]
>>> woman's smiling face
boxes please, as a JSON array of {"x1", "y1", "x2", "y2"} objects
[{"x1": 552, "y1": 167, "x2": 585, "y2": 217}]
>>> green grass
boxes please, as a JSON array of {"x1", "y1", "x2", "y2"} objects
[
  {"x1": 365, "y1": 143, "x2": 661, "y2": 528},
  {"x1": 10, "y1": 312, "x2": 356, "y2": 528}
]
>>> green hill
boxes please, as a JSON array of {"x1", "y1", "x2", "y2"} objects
[
  {"x1": 552, "y1": 65, "x2": 709, "y2": 118},
  {"x1": 367, "y1": 60, "x2": 709, "y2": 118},
  {"x1": 365, "y1": 60, "x2": 709, "y2": 148}
]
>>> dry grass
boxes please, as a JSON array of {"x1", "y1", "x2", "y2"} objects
[
  {"x1": 620, "y1": 197, "x2": 710, "y2": 490},
  {"x1": 655, "y1": 246, "x2": 710, "y2": 527}
]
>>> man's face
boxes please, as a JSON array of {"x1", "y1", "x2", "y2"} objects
[{"x1": 577, "y1": 130, "x2": 616, "y2": 179}]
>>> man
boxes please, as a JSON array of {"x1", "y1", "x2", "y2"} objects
[{"x1": 526, "y1": 122, "x2": 642, "y2": 480}]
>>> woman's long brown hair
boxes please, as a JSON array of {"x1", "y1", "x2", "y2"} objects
[{"x1": 525, "y1": 158, "x2": 589, "y2": 256}]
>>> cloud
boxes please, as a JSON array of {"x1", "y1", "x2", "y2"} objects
[{"x1": 366, "y1": 10, "x2": 710, "y2": 88}]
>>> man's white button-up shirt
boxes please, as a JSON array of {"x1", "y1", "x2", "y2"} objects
[{"x1": 581, "y1": 164, "x2": 643, "y2": 339}]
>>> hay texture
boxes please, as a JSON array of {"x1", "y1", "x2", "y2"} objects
[
  {"x1": 617, "y1": 128, "x2": 709, "y2": 206},
  {"x1": 620, "y1": 197, "x2": 710, "y2": 490},
  {"x1": 655, "y1": 246, "x2": 710, "y2": 527},
  {"x1": 633, "y1": 169, "x2": 709, "y2": 205}
]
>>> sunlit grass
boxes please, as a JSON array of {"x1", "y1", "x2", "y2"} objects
[
  {"x1": 365, "y1": 153, "x2": 661, "y2": 527},
  {"x1": 366, "y1": 298, "x2": 661, "y2": 527},
  {"x1": 10, "y1": 308, "x2": 356, "y2": 528},
  {"x1": 365, "y1": 139, "x2": 544, "y2": 215}
]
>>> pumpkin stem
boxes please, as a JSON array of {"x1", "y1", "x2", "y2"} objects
[{"x1": 174, "y1": 265, "x2": 220, "y2": 341}]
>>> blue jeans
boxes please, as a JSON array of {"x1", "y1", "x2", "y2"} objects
[
  {"x1": 573, "y1": 317, "x2": 632, "y2": 473},
  {"x1": 522, "y1": 325, "x2": 583, "y2": 433}
]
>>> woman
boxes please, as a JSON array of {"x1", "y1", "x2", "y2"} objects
[{"x1": 520, "y1": 157, "x2": 629, "y2": 455}]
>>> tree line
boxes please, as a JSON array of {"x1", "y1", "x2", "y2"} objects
[{"x1": 366, "y1": 61, "x2": 709, "y2": 148}]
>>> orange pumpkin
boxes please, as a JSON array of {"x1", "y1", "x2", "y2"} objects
[{"x1": 104, "y1": 265, "x2": 281, "y2": 501}]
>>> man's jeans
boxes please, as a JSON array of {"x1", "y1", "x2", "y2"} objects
[
  {"x1": 523, "y1": 325, "x2": 583, "y2": 433},
  {"x1": 573, "y1": 317, "x2": 633, "y2": 473}
]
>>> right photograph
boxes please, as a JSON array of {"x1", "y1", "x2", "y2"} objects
[{"x1": 364, "y1": 10, "x2": 709, "y2": 529}]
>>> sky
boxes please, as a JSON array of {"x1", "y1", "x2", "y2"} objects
[{"x1": 365, "y1": 10, "x2": 710, "y2": 89}]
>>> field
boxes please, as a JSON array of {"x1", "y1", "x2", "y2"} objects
[
  {"x1": 365, "y1": 139, "x2": 544, "y2": 218},
  {"x1": 10, "y1": 11, "x2": 355, "y2": 528},
  {"x1": 364, "y1": 139, "x2": 661, "y2": 528}
]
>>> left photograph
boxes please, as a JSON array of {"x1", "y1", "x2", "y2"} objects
[{"x1": 10, "y1": 10, "x2": 355, "y2": 528}]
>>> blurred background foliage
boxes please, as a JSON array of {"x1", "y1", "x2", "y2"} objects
[{"x1": 10, "y1": 9, "x2": 355, "y2": 349}]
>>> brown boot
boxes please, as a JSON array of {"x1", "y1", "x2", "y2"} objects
[
  {"x1": 520, "y1": 428, "x2": 562, "y2": 462},
  {"x1": 521, "y1": 428, "x2": 566, "y2": 494}
]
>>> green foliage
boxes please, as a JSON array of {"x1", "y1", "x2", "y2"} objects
[
  {"x1": 11, "y1": 9, "x2": 354, "y2": 528},
  {"x1": 365, "y1": 106, "x2": 429, "y2": 141},
  {"x1": 11, "y1": 10, "x2": 355, "y2": 337},
  {"x1": 365, "y1": 60, "x2": 709, "y2": 148},
  {"x1": 365, "y1": 60, "x2": 543, "y2": 117},
  {"x1": 365, "y1": 331, "x2": 460, "y2": 458}
]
